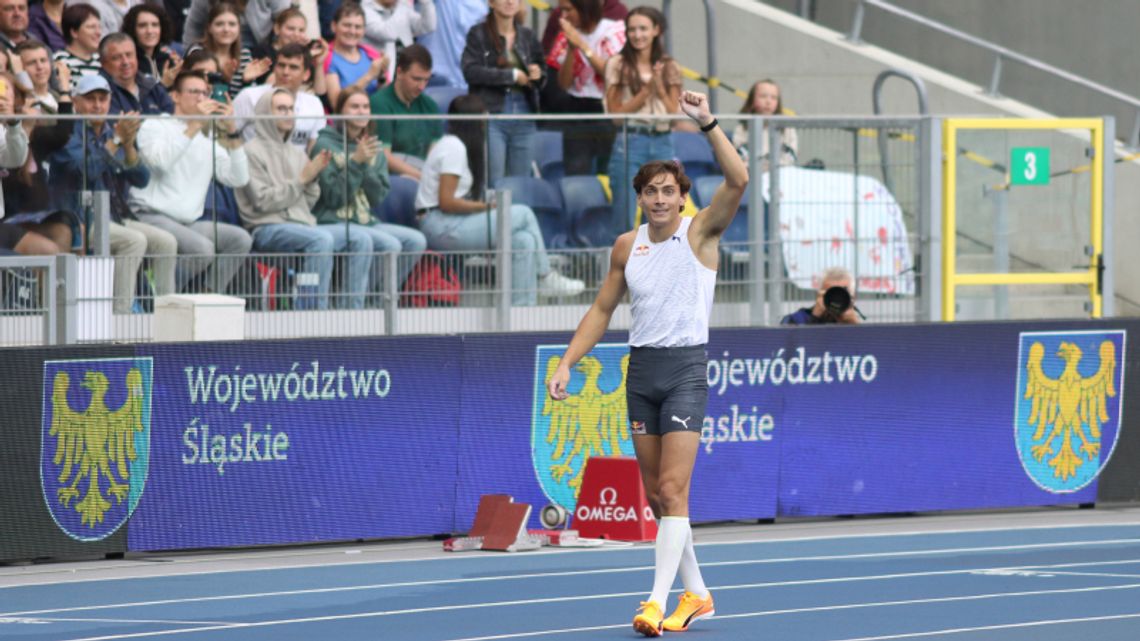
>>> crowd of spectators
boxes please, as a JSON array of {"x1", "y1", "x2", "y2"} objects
[{"x1": 0, "y1": 0, "x2": 794, "y2": 314}]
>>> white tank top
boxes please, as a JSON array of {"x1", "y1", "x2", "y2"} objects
[{"x1": 624, "y1": 217, "x2": 717, "y2": 347}]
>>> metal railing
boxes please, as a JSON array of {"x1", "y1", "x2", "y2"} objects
[
  {"x1": 14, "y1": 110, "x2": 1115, "y2": 344},
  {"x1": 846, "y1": 0, "x2": 1140, "y2": 146}
]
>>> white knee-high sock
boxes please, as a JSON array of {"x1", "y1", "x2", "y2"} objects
[
  {"x1": 648, "y1": 516, "x2": 689, "y2": 607},
  {"x1": 677, "y1": 526, "x2": 709, "y2": 598}
]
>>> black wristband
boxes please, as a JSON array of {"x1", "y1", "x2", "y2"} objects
[{"x1": 700, "y1": 118, "x2": 719, "y2": 133}]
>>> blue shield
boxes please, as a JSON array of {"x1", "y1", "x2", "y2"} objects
[
  {"x1": 41, "y1": 357, "x2": 153, "y2": 541},
  {"x1": 532, "y1": 343, "x2": 633, "y2": 511},
  {"x1": 1014, "y1": 331, "x2": 1126, "y2": 493}
]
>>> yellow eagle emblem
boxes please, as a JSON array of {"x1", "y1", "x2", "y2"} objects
[
  {"x1": 1024, "y1": 340, "x2": 1116, "y2": 481},
  {"x1": 540, "y1": 354, "x2": 630, "y2": 496},
  {"x1": 49, "y1": 369, "x2": 146, "y2": 527}
]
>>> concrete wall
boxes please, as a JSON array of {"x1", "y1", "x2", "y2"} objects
[{"x1": 760, "y1": 0, "x2": 1140, "y2": 135}]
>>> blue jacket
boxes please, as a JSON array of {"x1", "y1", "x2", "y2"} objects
[
  {"x1": 49, "y1": 121, "x2": 150, "y2": 223},
  {"x1": 102, "y1": 70, "x2": 175, "y2": 115}
]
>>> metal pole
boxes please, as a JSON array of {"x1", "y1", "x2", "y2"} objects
[
  {"x1": 918, "y1": 116, "x2": 942, "y2": 322},
  {"x1": 89, "y1": 191, "x2": 111, "y2": 256},
  {"x1": 383, "y1": 251, "x2": 398, "y2": 335},
  {"x1": 1102, "y1": 116, "x2": 1116, "y2": 316},
  {"x1": 747, "y1": 117, "x2": 766, "y2": 325},
  {"x1": 989, "y1": 186, "x2": 1010, "y2": 319},
  {"x1": 847, "y1": 0, "x2": 865, "y2": 43},
  {"x1": 987, "y1": 54, "x2": 1003, "y2": 97},
  {"x1": 852, "y1": 127, "x2": 861, "y2": 290},
  {"x1": 495, "y1": 189, "x2": 512, "y2": 331},
  {"x1": 55, "y1": 254, "x2": 77, "y2": 345},
  {"x1": 766, "y1": 122, "x2": 783, "y2": 324}
]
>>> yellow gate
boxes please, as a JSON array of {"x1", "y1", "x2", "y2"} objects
[{"x1": 942, "y1": 118, "x2": 1105, "y2": 321}]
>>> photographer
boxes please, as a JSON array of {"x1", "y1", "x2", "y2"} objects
[{"x1": 780, "y1": 266, "x2": 862, "y2": 325}]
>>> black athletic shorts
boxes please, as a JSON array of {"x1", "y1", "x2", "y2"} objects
[
  {"x1": 626, "y1": 344, "x2": 709, "y2": 436},
  {"x1": 0, "y1": 222, "x2": 26, "y2": 251}
]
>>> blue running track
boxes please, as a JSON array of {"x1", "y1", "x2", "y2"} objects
[{"x1": 4, "y1": 521, "x2": 1140, "y2": 640}]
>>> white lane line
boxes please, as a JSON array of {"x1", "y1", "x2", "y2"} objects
[
  {"x1": 52, "y1": 581, "x2": 1140, "y2": 641},
  {"x1": 1039, "y1": 570, "x2": 1140, "y2": 579},
  {"x1": 39, "y1": 618, "x2": 237, "y2": 626},
  {"x1": 825, "y1": 612, "x2": 1140, "y2": 641},
  {"x1": 437, "y1": 592, "x2": 1140, "y2": 641},
  {"x1": 7, "y1": 549, "x2": 1140, "y2": 618},
  {"x1": 5, "y1": 520, "x2": 1140, "y2": 589}
]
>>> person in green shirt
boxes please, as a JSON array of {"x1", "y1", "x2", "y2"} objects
[{"x1": 369, "y1": 43, "x2": 441, "y2": 181}]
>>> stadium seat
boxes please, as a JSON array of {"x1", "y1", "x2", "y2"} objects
[
  {"x1": 672, "y1": 131, "x2": 718, "y2": 180},
  {"x1": 375, "y1": 175, "x2": 421, "y2": 228},
  {"x1": 559, "y1": 176, "x2": 613, "y2": 247},
  {"x1": 424, "y1": 86, "x2": 467, "y2": 115},
  {"x1": 532, "y1": 130, "x2": 564, "y2": 181},
  {"x1": 693, "y1": 175, "x2": 755, "y2": 245},
  {"x1": 494, "y1": 176, "x2": 571, "y2": 248}
]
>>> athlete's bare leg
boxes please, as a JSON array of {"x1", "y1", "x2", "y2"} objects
[{"x1": 633, "y1": 431, "x2": 700, "y2": 518}]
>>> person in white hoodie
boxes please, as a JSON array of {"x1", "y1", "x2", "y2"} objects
[
  {"x1": 236, "y1": 88, "x2": 372, "y2": 309},
  {"x1": 361, "y1": 0, "x2": 435, "y2": 82},
  {"x1": 130, "y1": 70, "x2": 253, "y2": 293}
]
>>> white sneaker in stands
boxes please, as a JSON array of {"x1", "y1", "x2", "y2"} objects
[{"x1": 539, "y1": 271, "x2": 585, "y2": 298}]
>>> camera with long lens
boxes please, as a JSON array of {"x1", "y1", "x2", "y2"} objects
[{"x1": 822, "y1": 286, "x2": 852, "y2": 318}]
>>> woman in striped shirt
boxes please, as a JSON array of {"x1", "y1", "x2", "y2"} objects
[{"x1": 51, "y1": 3, "x2": 101, "y2": 78}]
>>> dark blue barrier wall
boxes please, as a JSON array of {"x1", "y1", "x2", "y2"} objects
[
  {"x1": 128, "y1": 338, "x2": 463, "y2": 550},
  {"x1": 4, "y1": 319, "x2": 1138, "y2": 560}
]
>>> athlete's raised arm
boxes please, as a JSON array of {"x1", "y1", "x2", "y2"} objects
[{"x1": 683, "y1": 91, "x2": 749, "y2": 249}]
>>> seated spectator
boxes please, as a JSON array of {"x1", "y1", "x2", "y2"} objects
[
  {"x1": 238, "y1": 88, "x2": 371, "y2": 309},
  {"x1": 415, "y1": 94, "x2": 584, "y2": 305},
  {"x1": 733, "y1": 79, "x2": 797, "y2": 171},
  {"x1": 462, "y1": 0, "x2": 545, "y2": 185},
  {"x1": 122, "y1": 4, "x2": 181, "y2": 89},
  {"x1": 129, "y1": 70, "x2": 253, "y2": 293},
  {"x1": 185, "y1": 3, "x2": 271, "y2": 99},
  {"x1": 369, "y1": 43, "x2": 439, "y2": 180},
  {"x1": 311, "y1": 86, "x2": 426, "y2": 294},
  {"x1": 182, "y1": 0, "x2": 290, "y2": 51},
  {"x1": 0, "y1": 59, "x2": 76, "y2": 252},
  {"x1": 52, "y1": 3, "x2": 99, "y2": 79},
  {"x1": 325, "y1": 2, "x2": 385, "y2": 107},
  {"x1": 233, "y1": 43, "x2": 324, "y2": 148},
  {"x1": 27, "y1": 0, "x2": 65, "y2": 52},
  {"x1": 0, "y1": 0, "x2": 31, "y2": 53},
  {"x1": 417, "y1": 0, "x2": 483, "y2": 89},
  {"x1": 604, "y1": 7, "x2": 680, "y2": 234},
  {"x1": 252, "y1": 8, "x2": 328, "y2": 97},
  {"x1": 100, "y1": 33, "x2": 175, "y2": 114},
  {"x1": 780, "y1": 266, "x2": 862, "y2": 325},
  {"x1": 361, "y1": 0, "x2": 435, "y2": 82},
  {"x1": 73, "y1": 0, "x2": 145, "y2": 38},
  {"x1": 50, "y1": 74, "x2": 177, "y2": 312},
  {"x1": 14, "y1": 39, "x2": 68, "y2": 113},
  {"x1": 545, "y1": 0, "x2": 624, "y2": 176}
]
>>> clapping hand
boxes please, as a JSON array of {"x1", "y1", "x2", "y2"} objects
[
  {"x1": 243, "y1": 57, "x2": 273, "y2": 83},
  {"x1": 114, "y1": 111, "x2": 141, "y2": 146},
  {"x1": 351, "y1": 134, "x2": 380, "y2": 164},
  {"x1": 301, "y1": 149, "x2": 331, "y2": 183}
]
